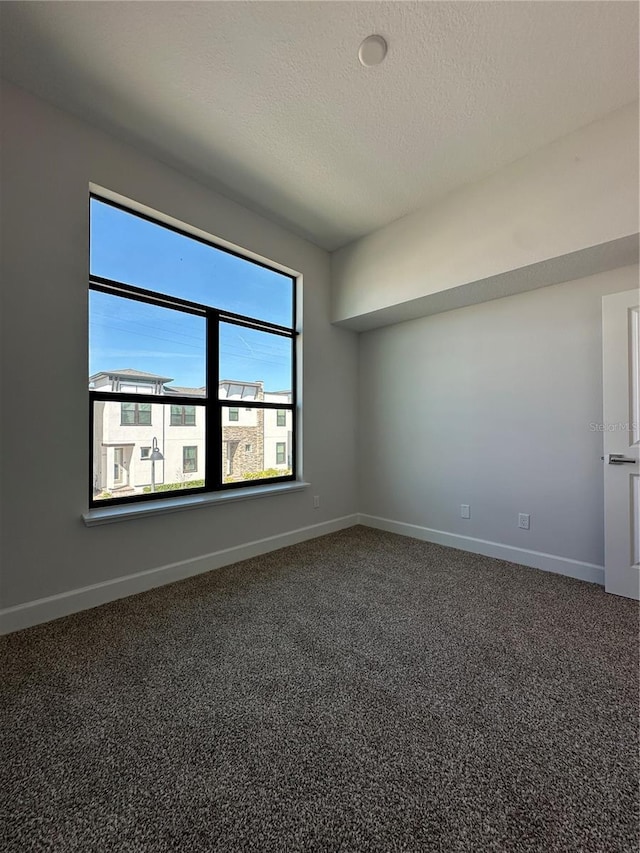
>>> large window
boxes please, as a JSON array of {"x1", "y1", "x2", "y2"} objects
[{"x1": 89, "y1": 196, "x2": 296, "y2": 506}]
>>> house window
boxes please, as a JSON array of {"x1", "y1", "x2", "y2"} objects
[
  {"x1": 89, "y1": 195, "x2": 296, "y2": 506},
  {"x1": 276, "y1": 442, "x2": 286, "y2": 465},
  {"x1": 276, "y1": 409, "x2": 286, "y2": 427},
  {"x1": 183, "y1": 446, "x2": 198, "y2": 474},
  {"x1": 121, "y1": 401, "x2": 151, "y2": 425},
  {"x1": 171, "y1": 405, "x2": 196, "y2": 426}
]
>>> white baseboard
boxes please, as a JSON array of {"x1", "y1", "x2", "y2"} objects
[
  {"x1": 1, "y1": 512, "x2": 605, "y2": 635},
  {"x1": 0, "y1": 514, "x2": 359, "y2": 635},
  {"x1": 358, "y1": 514, "x2": 605, "y2": 586}
]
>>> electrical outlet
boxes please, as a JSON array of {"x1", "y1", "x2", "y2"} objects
[
  {"x1": 518, "y1": 513, "x2": 530, "y2": 530},
  {"x1": 460, "y1": 504, "x2": 470, "y2": 519},
  {"x1": 313, "y1": 495, "x2": 320, "y2": 509}
]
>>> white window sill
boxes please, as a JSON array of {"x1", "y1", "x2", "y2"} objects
[{"x1": 82, "y1": 481, "x2": 310, "y2": 527}]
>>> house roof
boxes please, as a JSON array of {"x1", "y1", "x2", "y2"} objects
[
  {"x1": 90, "y1": 369, "x2": 174, "y2": 383},
  {"x1": 90, "y1": 372, "x2": 283, "y2": 398},
  {"x1": 164, "y1": 386, "x2": 206, "y2": 397},
  {"x1": 219, "y1": 379, "x2": 263, "y2": 388}
]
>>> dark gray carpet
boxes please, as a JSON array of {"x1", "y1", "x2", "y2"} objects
[{"x1": 2, "y1": 525, "x2": 638, "y2": 852}]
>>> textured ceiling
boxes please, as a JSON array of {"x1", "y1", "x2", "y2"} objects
[{"x1": 1, "y1": 1, "x2": 638, "y2": 250}]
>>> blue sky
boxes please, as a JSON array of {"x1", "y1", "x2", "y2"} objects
[{"x1": 89, "y1": 199, "x2": 293, "y2": 391}]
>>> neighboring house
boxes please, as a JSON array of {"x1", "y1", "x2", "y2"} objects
[
  {"x1": 263, "y1": 391, "x2": 294, "y2": 471},
  {"x1": 91, "y1": 370, "x2": 292, "y2": 497}
]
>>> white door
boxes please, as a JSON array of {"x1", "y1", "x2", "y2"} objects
[
  {"x1": 602, "y1": 289, "x2": 640, "y2": 599},
  {"x1": 113, "y1": 447, "x2": 126, "y2": 486}
]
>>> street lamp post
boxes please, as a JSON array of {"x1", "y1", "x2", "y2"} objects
[{"x1": 150, "y1": 436, "x2": 164, "y2": 493}]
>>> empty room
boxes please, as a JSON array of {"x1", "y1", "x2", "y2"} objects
[{"x1": 1, "y1": 2, "x2": 638, "y2": 851}]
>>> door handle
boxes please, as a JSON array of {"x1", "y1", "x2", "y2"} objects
[{"x1": 601, "y1": 454, "x2": 638, "y2": 465}]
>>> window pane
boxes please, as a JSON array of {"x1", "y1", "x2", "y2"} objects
[
  {"x1": 89, "y1": 290, "x2": 206, "y2": 396},
  {"x1": 93, "y1": 401, "x2": 205, "y2": 501},
  {"x1": 219, "y1": 323, "x2": 292, "y2": 399},
  {"x1": 264, "y1": 405, "x2": 293, "y2": 466},
  {"x1": 91, "y1": 198, "x2": 293, "y2": 327},
  {"x1": 222, "y1": 409, "x2": 291, "y2": 484}
]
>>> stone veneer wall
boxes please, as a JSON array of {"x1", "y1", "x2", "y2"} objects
[
  {"x1": 222, "y1": 386, "x2": 265, "y2": 480},
  {"x1": 223, "y1": 421, "x2": 263, "y2": 479}
]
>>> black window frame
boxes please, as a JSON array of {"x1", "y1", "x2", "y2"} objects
[{"x1": 89, "y1": 195, "x2": 297, "y2": 509}]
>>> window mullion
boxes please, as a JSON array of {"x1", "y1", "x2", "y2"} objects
[
  {"x1": 90, "y1": 277, "x2": 207, "y2": 317},
  {"x1": 91, "y1": 390, "x2": 202, "y2": 407},
  {"x1": 206, "y1": 310, "x2": 221, "y2": 489}
]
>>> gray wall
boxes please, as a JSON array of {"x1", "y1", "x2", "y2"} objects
[
  {"x1": 332, "y1": 101, "x2": 638, "y2": 325},
  {"x1": 0, "y1": 82, "x2": 359, "y2": 609},
  {"x1": 358, "y1": 265, "x2": 639, "y2": 567},
  {"x1": 1, "y1": 79, "x2": 635, "y2": 616}
]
